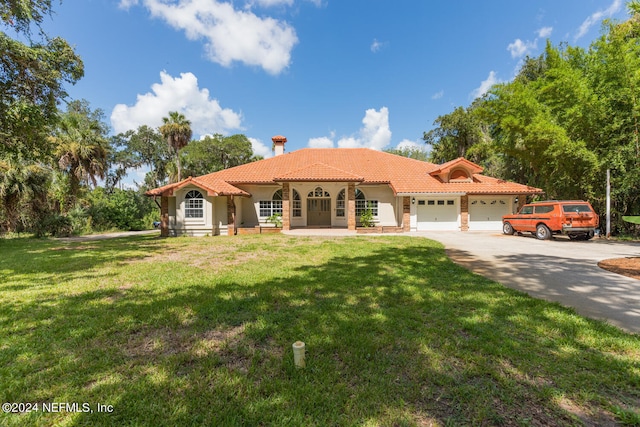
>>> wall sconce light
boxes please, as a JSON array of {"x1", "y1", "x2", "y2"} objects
[{"x1": 412, "y1": 197, "x2": 416, "y2": 205}]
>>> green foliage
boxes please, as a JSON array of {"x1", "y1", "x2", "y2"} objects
[
  {"x1": 180, "y1": 133, "x2": 262, "y2": 177},
  {"x1": 160, "y1": 111, "x2": 192, "y2": 182},
  {"x1": 67, "y1": 204, "x2": 92, "y2": 235},
  {"x1": 34, "y1": 212, "x2": 72, "y2": 237},
  {"x1": 109, "y1": 125, "x2": 170, "y2": 191},
  {"x1": 359, "y1": 202, "x2": 375, "y2": 227},
  {"x1": 50, "y1": 100, "x2": 110, "y2": 210},
  {"x1": 384, "y1": 146, "x2": 430, "y2": 161},
  {"x1": 425, "y1": 12, "x2": 640, "y2": 235},
  {"x1": 88, "y1": 187, "x2": 154, "y2": 231},
  {"x1": 266, "y1": 212, "x2": 282, "y2": 227},
  {"x1": 424, "y1": 104, "x2": 492, "y2": 165},
  {"x1": 0, "y1": 157, "x2": 51, "y2": 232},
  {"x1": 1, "y1": 0, "x2": 55, "y2": 34},
  {"x1": 0, "y1": 4, "x2": 84, "y2": 161}
]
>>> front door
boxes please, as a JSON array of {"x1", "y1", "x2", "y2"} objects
[{"x1": 307, "y1": 198, "x2": 331, "y2": 226}]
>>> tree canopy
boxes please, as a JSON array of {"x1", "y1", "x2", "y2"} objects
[
  {"x1": 160, "y1": 111, "x2": 192, "y2": 182},
  {"x1": 180, "y1": 134, "x2": 262, "y2": 177},
  {"x1": 424, "y1": 8, "x2": 640, "y2": 234},
  {"x1": 0, "y1": 1, "x2": 83, "y2": 162}
]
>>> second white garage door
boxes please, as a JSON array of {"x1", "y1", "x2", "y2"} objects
[
  {"x1": 468, "y1": 197, "x2": 511, "y2": 231},
  {"x1": 416, "y1": 198, "x2": 459, "y2": 231}
]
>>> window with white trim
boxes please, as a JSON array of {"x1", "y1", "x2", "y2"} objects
[
  {"x1": 336, "y1": 189, "x2": 346, "y2": 217},
  {"x1": 292, "y1": 189, "x2": 301, "y2": 217},
  {"x1": 355, "y1": 189, "x2": 378, "y2": 217},
  {"x1": 185, "y1": 190, "x2": 204, "y2": 218},
  {"x1": 259, "y1": 189, "x2": 283, "y2": 218}
]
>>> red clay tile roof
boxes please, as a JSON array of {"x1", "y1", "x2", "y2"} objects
[
  {"x1": 145, "y1": 148, "x2": 543, "y2": 197},
  {"x1": 429, "y1": 157, "x2": 484, "y2": 176},
  {"x1": 274, "y1": 163, "x2": 364, "y2": 182}
]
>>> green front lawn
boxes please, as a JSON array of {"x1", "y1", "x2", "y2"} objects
[{"x1": 0, "y1": 234, "x2": 638, "y2": 426}]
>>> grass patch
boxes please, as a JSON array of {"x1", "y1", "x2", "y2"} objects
[{"x1": 0, "y1": 234, "x2": 638, "y2": 426}]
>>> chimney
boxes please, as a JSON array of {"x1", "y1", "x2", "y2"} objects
[{"x1": 272, "y1": 135, "x2": 287, "y2": 156}]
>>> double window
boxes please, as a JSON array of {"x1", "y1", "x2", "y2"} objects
[
  {"x1": 185, "y1": 190, "x2": 204, "y2": 218},
  {"x1": 259, "y1": 190, "x2": 283, "y2": 218}
]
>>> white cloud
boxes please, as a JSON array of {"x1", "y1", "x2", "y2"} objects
[
  {"x1": 507, "y1": 38, "x2": 537, "y2": 58},
  {"x1": 249, "y1": 137, "x2": 273, "y2": 158},
  {"x1": 354, "y1": 107, "x2": 392, "y2": 150},
  {"x1": 110, "y1": 71, "x2": 242, "y2": 137},
  {"x1": 119, "y1": 0, "x2": 139, "y2": 8},
  {"x1": 308, "y1": 136, "x2": 334, "y2": 148},
  {"x1": 126, "y1": 0, "x2": 298, "y2": 75},
  {"x1": 537, "y1": 26, "x2": 553, "y2": 38},
  {"x1": 471, "y1": 71, "x2": 500, "y2": 99},
  {"x1": 431, "y1": 90, "x2": 444, "y2": 100},
  {"x1": 396, "y1": 139, "x2": 424, "y2": 151},
  {"x1": 249, "y1": 0, "x2": 294, "y2": 7},
  {"x1": 245, "y1": 0, "x2": 322, "y2": 7},
  {"x1": 370, "y1": 38, "x2": 385, "y2": 53},
  {"x1": 576, "y1": 0, "x2": 622, "y2": 40},
  {"x1": 307, "y1": 108, "x2": 392, "y2": 151}
]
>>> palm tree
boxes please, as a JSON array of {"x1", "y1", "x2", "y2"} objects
[
  {"x1": 0, "y1": 158, "x2": 50, "y2": 232},
  {"x1": 51, "y1": 101, "x2": 110, "y2": 209},
  {"x1": 159, "y1": 111, "x2": 192, "y2": 182}
]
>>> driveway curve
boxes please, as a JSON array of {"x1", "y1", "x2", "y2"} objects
[{"x1": 417, "y1": 231, "x2": 640, "y2": 334}]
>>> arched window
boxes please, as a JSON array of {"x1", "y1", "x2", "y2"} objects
[
  {"x1": 292, "y1": 189, "x2": 301, "y2": 217},
  {"x1": 355, "y1": 189, "x2": 378, "y2": 217},
  {"x1": 185, "y1": 190, "x2": 204, "y2": 218},
  {"x1": 336, "y1": 189, "x2": 346, "y2": 217},
  {"x1": 308, "y1": 186, "x2": 330, "y2": 198},
  {"x1": 259, "y1": 189, "x2": 283, "y2": 218}
]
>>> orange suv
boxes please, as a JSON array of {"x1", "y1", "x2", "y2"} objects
[{"x1": 502, "y1": 200, "x2": 599, "y2": 240}]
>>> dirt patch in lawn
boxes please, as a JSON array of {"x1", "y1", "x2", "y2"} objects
[{"x1": 598, "y1": 257, "x2": 640, "y2": 280}]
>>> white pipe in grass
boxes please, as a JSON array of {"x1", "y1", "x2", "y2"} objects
[{"x1": 292, "y1": 341, "x2": 305, "y2": 368}]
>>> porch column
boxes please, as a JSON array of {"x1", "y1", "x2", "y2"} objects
[
  {"x1": 282, "y1": 183, "x2": 290, "y2": 230},
  {"x1": 460, "y1": 195, "x2": 469, "y2": 231},
  {"x1": 348, "y1": 183, "x2": 356, "y2": 230},
  {"x1": 402, "y1": 196, "x2": 410, "y2": 232},
  {"x1": 227, "y1": 196, "x2": 236, "y2": 236},
  {"x1": 160, "y1": 196, "x2": 169, "y2": 237}
]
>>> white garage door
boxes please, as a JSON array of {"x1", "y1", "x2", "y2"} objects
[
  {"x1": 468, "y1": 197, "x2": 510, "y2": 231},
  {"x1": 416, "y1": 198, "x2": 459, "y2": 231}
]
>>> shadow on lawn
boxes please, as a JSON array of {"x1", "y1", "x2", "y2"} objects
[{"x1": 1, "y1": 236, "x2": 638, "y2": 426}]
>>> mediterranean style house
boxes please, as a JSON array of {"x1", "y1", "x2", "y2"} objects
[{"x1": 146, "y1": 135, "x2": 543, "y2": 236}]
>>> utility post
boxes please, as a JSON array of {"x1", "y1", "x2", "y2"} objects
[{"x1": 606, "y1": 169, "x2": 611, "y2": 239}]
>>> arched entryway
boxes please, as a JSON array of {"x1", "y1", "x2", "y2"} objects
[{"x1": 307, "y1": 186, "x2": 331, "y2": 226}]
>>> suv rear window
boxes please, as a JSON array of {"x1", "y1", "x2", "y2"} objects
[
  {"x1": 534, "y1": 205, "x2": 554, "y2": 214},
  {"x1": 562, "y1": 204, "x2": 592, "y2": 213}
]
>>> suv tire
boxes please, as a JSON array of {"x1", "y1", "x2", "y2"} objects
[
  {"x1": 536, "y1": 224, "x2": 552, "y2": 240},
  {"x1": 503, "y1": 222, "x2": 515, "y2": 235}
]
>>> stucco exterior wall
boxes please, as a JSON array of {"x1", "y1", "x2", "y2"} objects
[
  {"x1": 169, "y1": 185, "x2": 215, "y2": 236},
  {"x1": 357, "y1": 185, "x2": 398, "y2": 227}
]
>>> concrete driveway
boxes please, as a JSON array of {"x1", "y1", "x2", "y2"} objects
[{"x1": 417, "y1": 231, "x2": 640, "y2": 334}]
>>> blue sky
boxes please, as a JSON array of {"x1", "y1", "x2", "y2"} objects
[{"x1": 44, "y1": 0, "x2": 628, "y2": 164}]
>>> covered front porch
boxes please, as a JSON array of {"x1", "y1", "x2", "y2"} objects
[{"x1": 233, "y1": 181, "x2": 411, "y2": 234}]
